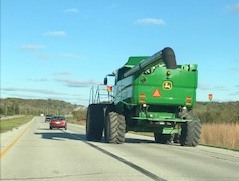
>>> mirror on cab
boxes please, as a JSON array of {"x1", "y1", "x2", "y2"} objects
[
  {"x1": 104, "y1": 77, "x2": 108, "y2": 85},
  {"x1": 104, "y1": 72, "x2": 115, "y2": 85}
]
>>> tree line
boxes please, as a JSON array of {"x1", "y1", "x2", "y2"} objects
[
  {"x1": 0, "y1": 98, "x2": 81, "y2": 117},
  {"x1": 193, "y1": 101, "x2": 239, "y2": 123}
]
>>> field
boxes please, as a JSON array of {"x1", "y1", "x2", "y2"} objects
[
  {"x1": 200, "y1": 123, "x2": 239, "y2": 151},
  {"x1": 0, "y1": 115, "x2": 34, "y2": 133}
]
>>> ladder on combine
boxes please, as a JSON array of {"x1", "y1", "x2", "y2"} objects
[{"x1": 89, "y1": 84, "x2": 113, "y2": 104}]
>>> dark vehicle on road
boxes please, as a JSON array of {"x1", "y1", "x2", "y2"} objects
[
  {"x1": 49, "y1": 116, "x2": 67, "y2": 130},
  {"x1": 45, "y1": 115, "x2": 53, "y2": 122}
]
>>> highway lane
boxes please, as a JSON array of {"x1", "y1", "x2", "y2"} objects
[
  {"x1": 1, "y1": 116, "x2": 239, "y2": 181},
  {"x1": 1, "y1": 117, "x2": 151, "y2": 181}
]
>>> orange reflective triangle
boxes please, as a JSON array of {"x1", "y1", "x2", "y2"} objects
[{"x1": 153, "y1": 89, "x2": 161, "y2": 97}]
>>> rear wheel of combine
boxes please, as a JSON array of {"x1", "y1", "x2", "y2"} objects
[
  {"x1": 86, "y1": 104, "x2": 105, "y2": 141},
  {"x1": 180, "y1": 117, "x2": 201, "y2": 147},
  {"x1": 154, "y1": 133, "x2": 171, "y2": 144}
]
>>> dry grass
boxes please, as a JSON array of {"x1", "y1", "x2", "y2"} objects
[
  {"x1": 200, "y1": 123, "x2": 239, "y2": 150},
  {"x1": 68, "y1": 118, "x2": 86, "y2": 126}
]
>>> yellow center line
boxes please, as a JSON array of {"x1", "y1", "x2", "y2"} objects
[{"x1": 0, "y1": 122, "x2": 32, "y2": 158}]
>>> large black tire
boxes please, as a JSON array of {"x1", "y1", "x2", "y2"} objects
[
  {"x1": 117, "y1": 114, "x2": 126, "y2": 144},
  {"x1": 105, "y1": 111, "x2": 118, "y2": 143},
  {"x1": 86, "y1": 104, "x2": 107, "y2": 141},
  {"x1": 104, "y1": 108, "x2": 126, "y2": 144},
  {"x1": 180, "y1": 117, "x2": 201, "y2": 147},
  {"x1": 154, "y1": 133, "x2": 171, "y2": 144},
  {"x1": 162, "y1": 47, "x2": 177, "y2": 69}
]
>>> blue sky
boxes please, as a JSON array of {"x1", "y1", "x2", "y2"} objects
[{"x1": 1, "y1": 0, "x2": 239, "y2": 106}]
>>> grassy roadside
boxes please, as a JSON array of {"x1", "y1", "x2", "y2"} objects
[
  {"x1": 68, "y1": 117, "x2": 86, "y2": 126},
  {"x1": 0, "y1": 115, "x2": 34, "y2": 133},
  {"x1": 200, "y1": 123, "x2": 239, "y2": 151}
]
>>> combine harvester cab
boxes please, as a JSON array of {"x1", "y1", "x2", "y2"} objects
[{"x1": 86, "y1": 47, "x2": 201, "y2": 146}]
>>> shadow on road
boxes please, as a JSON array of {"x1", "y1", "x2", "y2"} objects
[
  {"x1": 35, "y1": 129, "x2": 178, "y2": 146},
  {"x1": 125, "y1": 138, "x2": 155, "y2": 143},
  {"x1": 35, "y1": 131, "x2": 86, "y2": 141}
]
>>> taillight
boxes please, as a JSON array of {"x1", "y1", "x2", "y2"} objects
[
  {"x1": 139, "y1": 93, "x2": 146, "y2": 103},
  {"x1": 185, "y1": 96, "x2": 192, "y2": 105}
]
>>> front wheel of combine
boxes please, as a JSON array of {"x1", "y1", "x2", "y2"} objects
[
  {"x1": 104, "y1": 111, "x2": 126, "y2": 144},
  {"x1": 117, "y1": 114, "x2": 126, "y2": 144},
  {"x1": 180, "y1": 117, "x2": 201, "y2": 147},
  {"x1": 105, "y1": 111, "x2": 118, "y2": 143},
  {"x1": 86, "y1": 104, "x2": 105, "y2": 141}
]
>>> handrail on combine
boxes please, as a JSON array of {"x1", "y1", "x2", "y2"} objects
[{"x1": 89, "y1": 84, "x2": 113, "y2": 105}]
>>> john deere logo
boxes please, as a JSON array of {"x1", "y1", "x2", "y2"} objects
[{"x1": 163, "y1": 81, "x2": 172, "y2": 90}]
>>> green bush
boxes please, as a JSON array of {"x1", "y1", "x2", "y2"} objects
[
  {"x1": 194, "y1": 102, "x2": 239, "y2": 123},
  {"x1": 72, "y1": 108, "x2": 87, "y2": 121}
]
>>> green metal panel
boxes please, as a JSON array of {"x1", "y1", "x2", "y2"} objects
[
  {"x1": 126, "y1": 119, "x2": 181, "y2": 133},
  {"x1": 125, "y1": 56, "x2": 149, "y2": 67},
  {"x1": 111, "y1": 49, "x2": 199, "y2": 134},
  {"x1": 114, "y1": 65, "x2": 197, "y2": 106},
  {"x1": 114, "y1": 76, "x2": 134, "y2": 105},
  {"x1": 134, "y1": 65, "x2": 198, "y2": 107}
]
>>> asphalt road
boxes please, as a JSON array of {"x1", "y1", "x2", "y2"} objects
[{"x1": 1, "y1": 116, "x2": 239, "y2": 181}]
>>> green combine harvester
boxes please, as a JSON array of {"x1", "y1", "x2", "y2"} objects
[{"x1": 86, "y1": 47, "x2": 201, "y2": 146}]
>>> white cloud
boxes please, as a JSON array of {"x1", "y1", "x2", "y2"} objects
[
  {"x1": 232, "y1": 3, "x2": 239, "y2": 13},
  {"x1": 55, "y1": 78, "x2": 99, "y2": 87},
  {"x1": 27, "y1": 78, "x2": 48, "y2": 82},
  {"x1": 36, "y1": 54, "x2": 49, "y2": 59},
  {"x1": 135, "y1": 18, "x2": 165, "y2": 25},
  {"x1": 44, "y1": 31, "x2": 66, "y2": 37},
  {"x1": 2, "y1": 87, "x2": 66, "y2": 95},
  {"x1": 1, "y1": 87, "x2": 89, "y2": 105},
  {"x1": 213, "y1": 86, "x2": 229, "y2": 91},
  {"x1": 227, "y1": 3, "x2": 239, "y2": 13},
  {"x1": 64, "y1": 8, "x2": 79, "y2": 13},
  {"x1": 198, "y1": 83, "x2": 211, "y2": 91},
  {"x1": 198, "y1": 83, "x2": 229, "y2": 92},
  {"x1": 108, "y1": 3, "x2": 119, "y2": 9},
  {"x1": 62, "y1": 53, "x2": 81, "y2": 59},
  {"x1": 53, "y1": 71, "x2": 72, "y2": 76},
  {"x1": 21, "y1": 44, "x2": 44, "y2": 51}
]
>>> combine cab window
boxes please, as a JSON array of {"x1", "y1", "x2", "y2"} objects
[{"x1": 116, "y1": 67, "x2": 131, "y2": 82}]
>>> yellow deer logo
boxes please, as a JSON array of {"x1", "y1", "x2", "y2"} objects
[{"x1": 163, "y1": 81, "x2": 172, "y2": 90}]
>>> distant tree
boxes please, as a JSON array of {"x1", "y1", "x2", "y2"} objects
[
  {"x1": 194, "y1": 101, "x2": 239, "y2": 123},
  {"x1": 72, "y1": 108, "x2": 87, "y2": 121},
  {"x1": 0, "y1": 107, "x2": 4, "y2": 115},
  {"x1": 0, "y1": 98, "x2": 80, "y2": 116}
]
